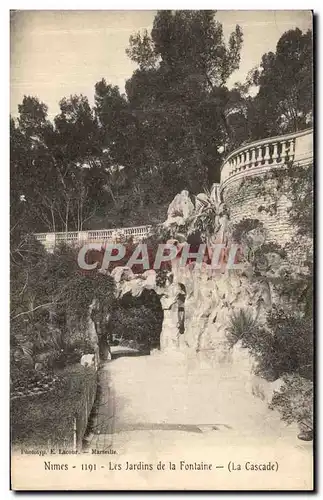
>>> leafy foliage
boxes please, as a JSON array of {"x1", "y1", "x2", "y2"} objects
[
  {"x1": 109, "y1": 292, "x2": 163, "y2": 350},
  {"x1": 228, "y1": 160, "x2": 313, "y2": 431},
  {"x1": 231, "y1": 218, "x2": 264, "y2": 244},
  {"x1": 11, "y1": 21, "x2": 312, "y2": 232},
  {"x1": 244, "y1": 309, "x2": 313, "y2": 381},
  {"x1": 269, "y1": 374, "x2": 313, "y2": 429},
  {"x1": 11, "y1": 364, "x2": 97, "y2": 447},
  {"x1": 187, "y1": 188, "x2": 221, "y2": 238},
  {"x1": 226, "y1": 309, "x2": 258, "y2": 348},
  {"x1": 10, "y1": 231, "x2": 115, "y2": 388},
  {"x1": 287, "y1": 163, "x2": 313, "y2": 237},
  {"x1": 251, "y1": 28, "x2": 313, "y2": 137}
]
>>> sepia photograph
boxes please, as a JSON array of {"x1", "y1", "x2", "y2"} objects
[{"x1": 10, "y1": 9, "x2": 314, "y2": 491}]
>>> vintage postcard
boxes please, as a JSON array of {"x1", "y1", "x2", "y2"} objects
[{"x1": 10, "y1": 10, "x2": 314, "y2": 491}]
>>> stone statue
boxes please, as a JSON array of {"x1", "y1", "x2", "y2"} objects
[
  {"x1": 163, "y1": 190, "x2": 195, "y2": 231},
  {"x1": 159, "y1": 274, "x2": 186, "y2": 351}
]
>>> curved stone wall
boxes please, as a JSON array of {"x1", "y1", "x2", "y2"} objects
[
  {"x1": 222, "y1": 179, "x2": 295, "y2": 244},
  {"x1": 220, "y1": 128, "x2": 313, "y2": 244}
]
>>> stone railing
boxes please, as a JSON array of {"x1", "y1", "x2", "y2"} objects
[
  {"x1": 220, "y1": 128, "x2": 313, "y2": 189},
  {"x1": 35, "y1": 225, "x2": 153, "y2": 251}
]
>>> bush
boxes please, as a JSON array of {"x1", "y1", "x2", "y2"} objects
[
  {"x1": 247, "y1": 309, "x2": 313, "y2": 381},
  {"x1": 227, "y1": 307, "x2": 313, "y2": 383},
  {"x1": 226, "y1": 309, "x2": 258, "y2": 348},
  {"x1": 11, "y1": 364, "x2": 97, "y2": 449},
  {"x1": 11, "y1": 243, "x2": 116, "y2": 392},
  {"x1": 269, "y1": 374, "x2": 313, "y2": 430},
  {"x1": 231, "y1": 218, "x2": 264, "y2": 244},
  {"x1": 228, "y1": 163, "x2": 313, "y2": 433}
]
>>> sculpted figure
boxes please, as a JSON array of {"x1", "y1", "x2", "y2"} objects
[
  {"x1": 164, "y1": 190, "x2": 195, "y2": 232},
  {"x1": 159, "y1": 274, "x2": 186, "y2": 351}
]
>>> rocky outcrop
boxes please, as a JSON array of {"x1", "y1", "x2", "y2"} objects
[
  {"x1": 109, "y1": 266, "x2": 187, "y2": 352},
  {"x1": 108, "y1": 257, "x2": 273, "y2": 358},
  {"x1": 102, "y1": 183, "x2": 300, "y2": 404},
  {"x1": 159, "y1": 279, "x2": 186, "y2": 351},
  {"x1": 173, "y1": 263, "x2": 271, "y2": 355},
  {"x1": 110, "y1": 267, "x2": 156, "y2": 298}
]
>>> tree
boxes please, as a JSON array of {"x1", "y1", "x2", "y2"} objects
[
  {"x1": 18, "y1": 95, "x2": 53, "y2": 144},
  {"x1": 14, "y1": 94, "x2": 112, "y2": 233},
  {"x1": 126, "y1": 29, "x2": 158, "y2": 70},
  {"x1": 54, "y1": 94, "x2": 102, "y2": 162},
  {"x1": 251, "y1": 28, "x2": 313, "y2": 137},
  {"x1": 10, "y1": 100, "x2": 58, "y2": 234},
  {"x1": 128, "y1": 10, "x2": 243, "y2": 89},
  {"x1": 125, "y1": 10, "x2": 244, "y2": 190},
  {"x1": 94, "y1": 79, "x2": 138, "y2": 167}
]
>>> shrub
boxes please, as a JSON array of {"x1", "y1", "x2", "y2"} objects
[
  {"x1": 247, "y1": 309, "x2": 313, "y2": 381},
  {"x1": 226, "y1": 309, "x2": 258, "y2": 348},
  {"x1": 231, "y1": 218, "x2": 264, "y2": 244},
  {"x1": 227, "y1": 308, "x2": 313, "y2": 384},
  {"x1": 229, "y1": 163, "x2": 313, "y2": 432},
  {"x1": 269, "y1": 374, "x2": 313, "y2": 430},
  {"x1": 11, "y1": 364, "x2": 97, "y2": 449},
  {"x1": 11, "y1": 243, "x2": 116, "y2": 387}
]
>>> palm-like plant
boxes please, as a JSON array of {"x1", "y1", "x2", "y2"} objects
[
  {"x1": 226, "y1": 309, "x2": 257, "y2": 348},
  {"x1": 188, "y1": 184, "x2": 227, "y2": 238}
]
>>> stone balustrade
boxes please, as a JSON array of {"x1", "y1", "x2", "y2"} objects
[
  {"x1": 35, "y1": 225, "x2": 153, "y2": 251},
  {"x1": 220, "y1": 128, "x2": 313, "y2": 190},
  {"x1": 34, "y1": 129, "x2": 313, "y2": 252}
]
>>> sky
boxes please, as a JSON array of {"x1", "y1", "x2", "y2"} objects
[{"x1": 10, "y1": 10, "x2": 312, "y2": 119}]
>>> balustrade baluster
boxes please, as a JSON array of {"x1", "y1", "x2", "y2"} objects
[
  {"x1": 253, "y1": 147, "x2": 258, "y2": 165},
  {"x1": 248, "y1": 149, "x2": 253, "y2": 167},
  {"x1": 258, "y1": 147, "x2": 265, "y2": 164},
  {"x1": 238, "y1": 154, "x2": 243, "y2": 170},
  {"x1": 289, "y1": 138, "x2": 296, "y2": 159},
  {"x1": 272, "y1": 143, "x2": 279, "y2": 163},
  {"x1": 241, "y1": 153, "x2": 245, "y2": 169},
  {"x1": 241, "y1": 152, "x2": 247, "y2": 169},
  {"x1": 228, "y1": 158, "x2": 234, "y2": 177},
  {"x1": 281, "y1": 141, "x2": 288, "y2": 163},
  {"x1": 263, "y1": 144, "x2": 271, "y2": 164},
  {"x1": 250, "y1": 148, "x2": 256, "y2": 167}
]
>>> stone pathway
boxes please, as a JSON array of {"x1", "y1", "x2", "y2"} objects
[
  {"x1": 81, "y1": 350, "x2": 312, "y2": 490},
  {"x1": 84, "y1": 349, "x2": 309, "y2": 446}
]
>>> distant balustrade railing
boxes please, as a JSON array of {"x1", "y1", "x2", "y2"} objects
[
  {"x1": 220, "y1": 128, "x2": 313, "y2": 188},
  {"x1": 35, "y1": 225, "x2": 153, "y2": 250}
]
